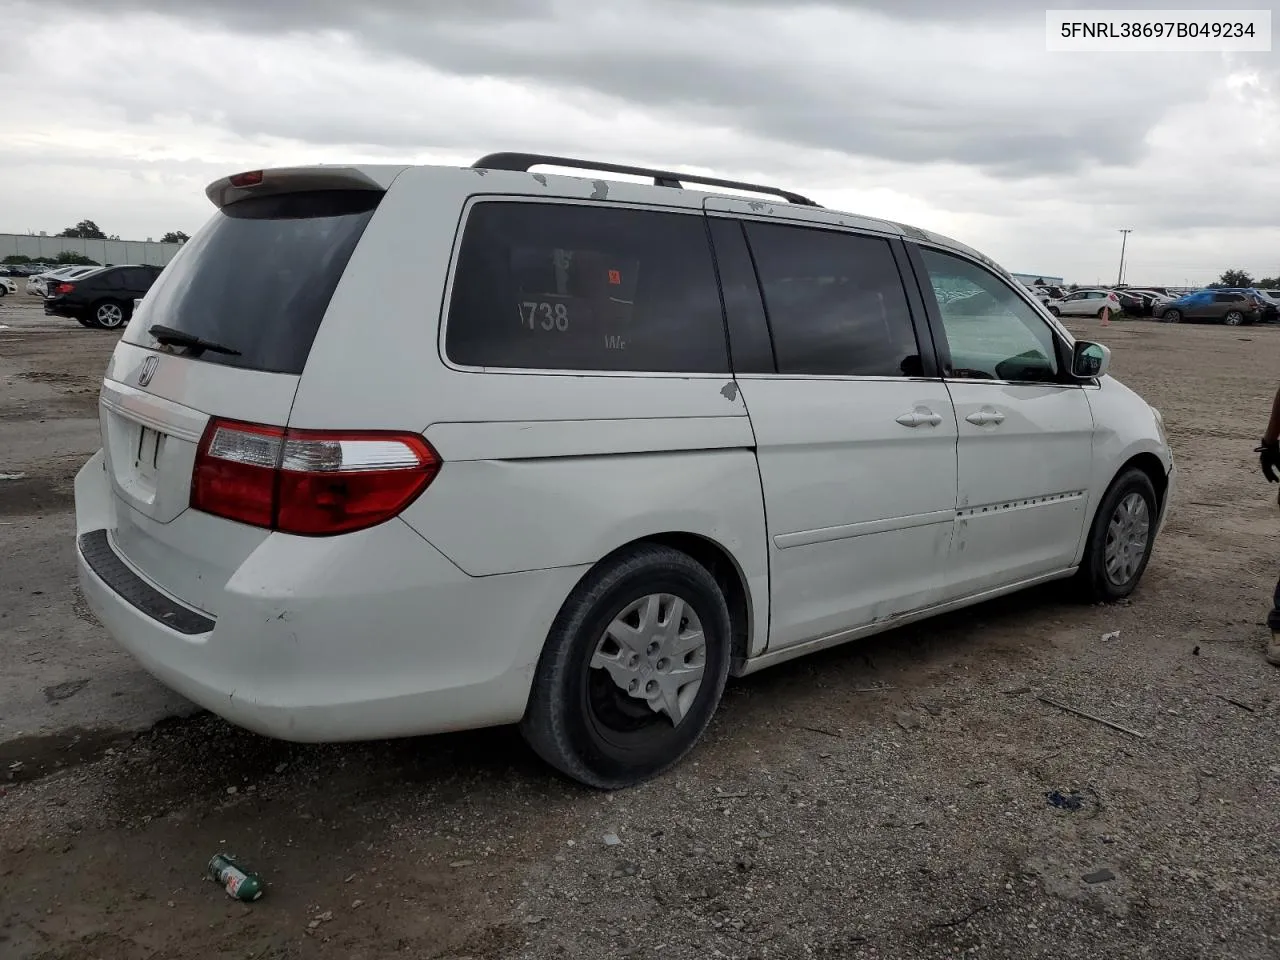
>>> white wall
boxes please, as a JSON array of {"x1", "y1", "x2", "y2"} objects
[{"x1": 0, "y1": 233, "x2": 182, "y2": 266}]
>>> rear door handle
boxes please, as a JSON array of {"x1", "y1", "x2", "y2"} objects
[
  {"x1": 966, "y1": 409, "x2": 1006, "y2": 426},
  {"x1": 896, "y1": 409, "x2": 943, "y2": 428}
]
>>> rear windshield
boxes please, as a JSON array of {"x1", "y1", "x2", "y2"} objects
[{"x1": 129, "y1": 190, "x2": 380, "y2": 374}]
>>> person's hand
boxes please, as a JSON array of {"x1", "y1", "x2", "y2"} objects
[{"x1": 1257, "y1": 440, "x2": 1280, "y2": 483}]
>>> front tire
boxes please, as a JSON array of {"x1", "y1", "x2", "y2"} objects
[
  {"x1": 1048, "y1": 306, "x2": 1061, "y2": 317},
  {"x1": 1161, "y1": 309, "x2": 1181, "y2": 323},
  {"x1": 1077, "y1": 468, "x2": 1158, "y2": 603},
  {"x1": 520, "y1": 544, "x2": 732, "y2": 790},
  {"x1": 91, "y1": 299, "x2": 129, "y2": 330}
]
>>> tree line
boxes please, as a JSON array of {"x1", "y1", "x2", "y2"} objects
[
  {"x1": 1213, "y1": 268, "x2": 1278, "y2": 289},
  {"x1": 50, "y1": 219, "x2": 189, "y2": 244}
]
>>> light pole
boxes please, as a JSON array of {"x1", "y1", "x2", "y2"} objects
[{"x1": 1117, "y1": 229, "x2": 1133, "y2": 286}]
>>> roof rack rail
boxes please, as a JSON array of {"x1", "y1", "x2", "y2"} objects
[{"x1": 472, "y1": 152, "x2": 820, "y2": 207}]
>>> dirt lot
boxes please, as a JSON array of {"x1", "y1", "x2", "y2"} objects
[{"x1": 2, "y1": 293, "x2": 1278, "y2": 959}]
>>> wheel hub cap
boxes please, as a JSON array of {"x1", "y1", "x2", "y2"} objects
[
  {"x1": 1104, "y1": 492, "x2": 1150, "y2": 586},
  {"x1": 591, "y1": 593, "x2": 706, "y2": 726}
]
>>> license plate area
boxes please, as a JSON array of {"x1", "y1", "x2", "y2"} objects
[{"x1": 134, "y1": 426, "x2": 162, "y2": 485}]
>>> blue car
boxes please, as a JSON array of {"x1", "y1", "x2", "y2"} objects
[{"x1": 1155, "y1": 289, "x2": 1260, "y2": 326}]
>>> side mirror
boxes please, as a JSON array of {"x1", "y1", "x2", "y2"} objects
[{"x1": 1071, "y1": 340, "x2": 1110, "y2": 379}]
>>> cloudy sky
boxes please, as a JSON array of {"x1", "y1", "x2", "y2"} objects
[{"x1": 2, "y1": 0, "x2": 1277, "y2": 285}]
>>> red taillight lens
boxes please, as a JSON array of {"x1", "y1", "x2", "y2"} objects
[
  {"x1": 191, "y1": 419, "x2": 440, "y2": 536},
  {"x1": 54, "y1": 282, "x2": 75, "y2": 294},
  {"x1": 192, "y1": 420, "x2": 283, "y2": 529},
  {"x1": 228, "y1": 170, "x2": 264, "y2": 187}
]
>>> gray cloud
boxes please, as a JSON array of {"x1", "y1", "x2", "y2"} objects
[
  {"x1": 27, "y1": 0, "x2": 1242, "y2": 179},
  {"x1": 6, "y1": 0, "x2": 1279, "y2": 280}
]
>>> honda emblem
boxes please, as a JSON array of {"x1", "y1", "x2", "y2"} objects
[{"x1": 138, "y1": 355, "x2": 159, "y2": 387}]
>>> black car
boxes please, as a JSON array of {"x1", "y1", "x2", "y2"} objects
[
  {"x1": 44, "y1": 264, "x2": 164, "y2": 329},
  {"x1": 1109, "y1": 289, "x2": 1147, "y2": 315}
]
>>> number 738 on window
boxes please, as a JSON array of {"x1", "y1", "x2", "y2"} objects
[{"x1": 520, "y1": 300, "x2": 570, "y2": 331}]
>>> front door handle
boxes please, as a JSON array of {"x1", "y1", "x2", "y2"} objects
[
  {"x1": 966, "y1": 409, "x2": 1006, "y2": 426},
  {"x1": 896, "y1": 409, "x2": 943, "y2": 428}
]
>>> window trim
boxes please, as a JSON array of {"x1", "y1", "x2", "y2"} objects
[
  {"x1": 734, "y1": 215, "x2": 941, "y2": 382},
  {"x1": 903, "y1": 240, "x2": 1095, "y2": 389},
  {"x1": 705, "y1": 216, "x2": 777, "y2": 374},
  {"x1": 438, "y1": 194, "x2": 733, "y2": 379}
]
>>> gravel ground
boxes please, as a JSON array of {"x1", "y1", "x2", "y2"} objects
[{"x1": 2, "y1": 298, "x2": 1278, "y2": 959}]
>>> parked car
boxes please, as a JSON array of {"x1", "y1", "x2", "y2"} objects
[
  {"x1": 0, "y1": 276, "x2": 16, "y2": 297},
  {"x1": 1044, "y1": 288, "x2": 1123, "y2": 318},
  {"x1": 1116, "y1": 289, "x2": 1166, "y2": 317},
  {"x1": 43, "y1": 264, "x2": 163, "y2": 328},
  {"x1": 1259, "y1": 290, "x2": 1280, "y2": 320},
  {"x1": 26, "y1": 265, "x2": 97, "y2": 297},
  {"x1": 1155, "y1": 289, "x2": 1260, "y2": 325},
  {"x1": 72, "y1": 154, "x2": 1175, "y2": 788},
  {"x1": 1108, "y1": 289, "x2": 1146, "y2": 315},
  {"x1": 1020, "y1": 283, "x2": 1052, "y2": 305},
  {"x1": 1215, "y1": 287, "x2": 1278, "y2": 323}
]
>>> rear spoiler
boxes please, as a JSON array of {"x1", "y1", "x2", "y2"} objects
[{"x1": 205, "y1": 165, "x2": 408, "y2": 208}]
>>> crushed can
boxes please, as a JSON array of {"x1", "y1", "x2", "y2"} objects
[{"x1": 207, "y1": 853, "x2": 265, "y2": 902}]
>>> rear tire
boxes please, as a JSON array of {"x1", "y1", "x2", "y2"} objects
[
  {"x1": 1223, "y1": 310, "x2": 1245, "y2": 326},
  {"x1": 520, "y1": 544, "x2": 732, "y2": 790},
  {"x1": 91, "y1": 299, "x2": 129, "y2": 330},
  {"x1": 1076, "y1": 468, "x2": 1158, "y2": 603}
]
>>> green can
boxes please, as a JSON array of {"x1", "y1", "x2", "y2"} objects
[{"x1": 207, "y1": 854, "x2": 265, "y2": 902}]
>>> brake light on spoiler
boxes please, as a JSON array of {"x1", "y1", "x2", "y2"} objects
[
  {"x1": 228, "y1": 170, "x2": 265, "y2": 188},
  {"x1": 191, "y1": 419, "x2": 440, "y2": 536}
]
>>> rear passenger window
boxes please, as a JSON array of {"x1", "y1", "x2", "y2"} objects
[
  {"x1": 743, "y1": 222, "x2": 920, "y2": 377},
  {"x1": 446, "y1": 202, "x2": 728, "y2": 373}
]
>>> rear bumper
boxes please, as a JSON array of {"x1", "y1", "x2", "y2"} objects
[
  {"x1": 43, "y1": 299, "x2": 78, "y2": 318},
  {"x1": 74, "y1": 450, "x2": 587, "y2": 742}
]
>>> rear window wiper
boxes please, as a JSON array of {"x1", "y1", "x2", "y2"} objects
[{"x1": 148, "y1": 324, "x2": 242, "y2": 357}]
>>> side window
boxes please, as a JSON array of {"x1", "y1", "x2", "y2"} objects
[
  {"x1": 102, "y1": 270, "x2": 127, "y2": 290},
  {"x1": 743, "y1": 222, "x2": 921, "y2": 377},
  {"x1": 445, "y1": 201, "x2": 728, "y2": 373},
  {"x1": 122, "y1": 269, "x2": 149, "y2": 289},
  {"x1": 918, "y1": 247, "x2": 1060, "y2": 383},
  {"x1": 1213, "y1": 293, "x2": 1234, "y2": 303}
]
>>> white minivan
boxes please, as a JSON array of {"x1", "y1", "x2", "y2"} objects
[{"x1": 74, "y1": 154, "x2": 1175, "y2": 788}]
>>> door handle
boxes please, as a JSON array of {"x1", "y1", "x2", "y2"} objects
[
  {"x1": 896, "y1": 409, "x2": 943, "y2": 427},
  {"x1": 966, "y1": 409, "x2": 1006, "y2": 426}
]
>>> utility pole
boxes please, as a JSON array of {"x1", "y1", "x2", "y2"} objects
[{"x1": 1117, "y1": 229, "x2": 1132, "y2": 286}]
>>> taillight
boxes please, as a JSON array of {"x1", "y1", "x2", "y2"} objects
[
  {"x1": 229, "y1": 170, "x2": 264, "y2": 188},
  {"x1": 54, "y1": 282, "x2": 75, "y2": 295},
  {"x1": 191, "y1": 418, "x2": 440, "y2": 536}
]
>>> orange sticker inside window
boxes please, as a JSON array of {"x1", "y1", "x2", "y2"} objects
[{"x1": 607, "y1": 269, "x2": 621, "y2": 285}]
